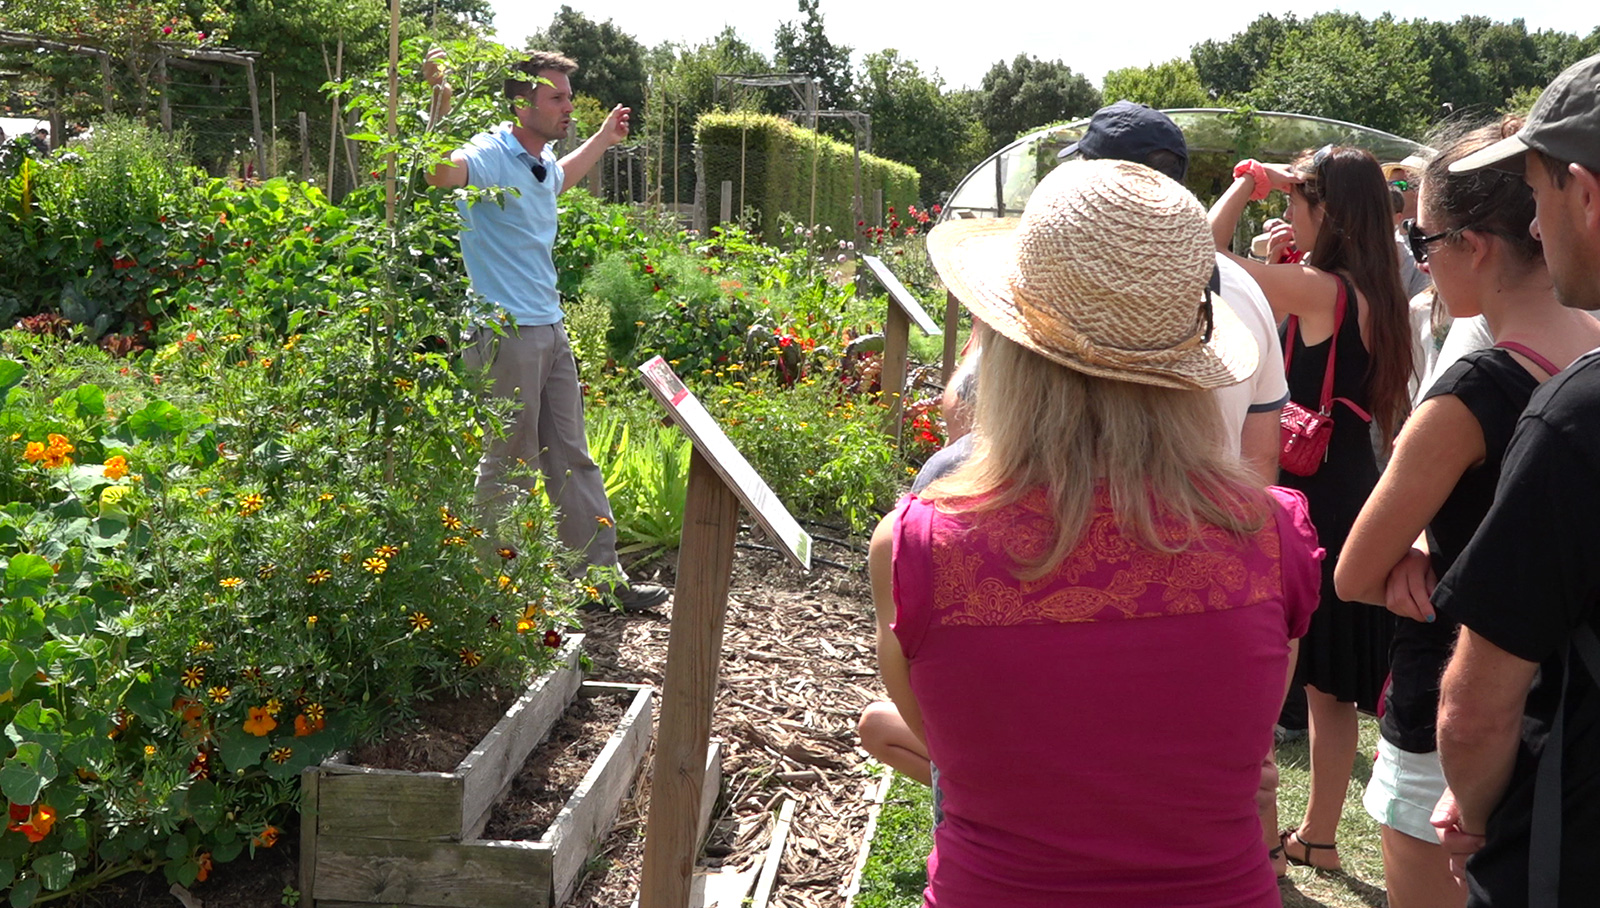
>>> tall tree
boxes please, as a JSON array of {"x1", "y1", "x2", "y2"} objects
[
  {"x1": 1242, "y1": 13, "x2": 1432, "y2": 137},
  {"x1": 645, "y1": 28, "x2": 774, "y2": 203},
  {"x1": 400, "y1": 0, "x2": 493, "y2": 38},
  {"x1": 532, "y1": 6, "x2": 646, "y2": 126},
  {"x1": 772, "y1": 0, "x2": 853, "y2": 111},
  {"x1": 855, "y1": 49, "x2": 971, "y2": 200},
  {"x1": 1191, "y1": 14, "x2": 1298, "y2": 103},
  {"x1": 978, "y1": 54, "x2": 1100, "y2": 145},
  {"x1": 1102, "y1": 58, "x2": 1208, "y2": 110}
]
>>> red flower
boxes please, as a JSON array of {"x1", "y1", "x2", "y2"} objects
[
  {"x1": 643, "y1": 264, "x2": 655, "y2": 274},
  {"x1": 932, "y1": 203, "x2": 942, "y2": 214},
  {"x1": 8, "y1": 803, "x2": 30, "y2": 822},
  {"x1": 542, "y1": 629, "x2": 562, "y2": 648},
  {"x1": 162, "y1": 26, "x2": 172, "y2": 33}
]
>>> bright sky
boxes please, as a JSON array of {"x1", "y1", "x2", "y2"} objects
[{"x1": 485, "y1": 1, "x2": 1596, "y2": 91}]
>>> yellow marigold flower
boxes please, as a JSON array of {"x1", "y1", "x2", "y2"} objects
[
  {"x1": 257, "y1": 563, "x2": 277, "y2": 579},
  {"x1": 219, "y1": 577, "x2": 242, "y2": 589},
  {"x1": 306, "y1": 569, "x2": 331, "y2": 585},
  {"x1": 305, "y1": 702, "x2": 325, "y2": 723},
  {"x1": 144, "y1": 745, "x2": 156, "y2": 757},
  {"x1": 497, "y1": 574, "x2": 513, "y2": 590},
  {"x1": 516, "y1": 617, "x2": 535, "y2": 634},
  {"x1": 459, "y1": 649, "x2": 482, "y2": 667},
  {"x1": 443, "y1": 535, "x2": 466, "y2": 547},
  {"x1": 339, "y1": 552, "x2": 353, "y2": 564},
  {"x1": 374, "y1": 544, "x2": 399, "y2": 558},
  {"x1": 103, "y1": 455, "x2": 129, "y2": 480},
  {"x1": 223, "y1": 333, "x2": 243, "y2": 342},
  {"x1": 361, "y1": 556, "x2": 388, "y2": 574},
  {"x1": 264, "y1": 697, "x2": 283, "y2": 716},
  {"x1": 282, "y1": 335, "x2": 300, "y2": 351},
  {"x1": 7, "y1": 432, "x2": 18, "y2": 441},
  {"x1": 238, "y1": 493, "x2": 264, "y2": 517},
  {"x1": 22, "y1": 441, "x2": 46, "y2": 462},
  {"x1": 208, "y1": 686, "x2": 231, "y2": 704},
  {"x1": 409, "y1": 612, "x2": 432, "y2": 631},
  {"x1": 268, "y1": 747, "x2": 293, "y2": 765},
  {"x1": 393, "y1": 377, "x2": 415, "y2": 391},
  {"x1": 191, "y1": 641, "x2": 215, "y2": 654},
  {"x1": 440, "y1": 507, "x2": 463, "y2": 530},
  {"x1": 584, "y1": 585, "x2": 600, "y2": 600},
  {"x1": 317, "y1": 492, "x2": 334, "y2": 502},
  {"x1": 466, "y1": 525, "x2": 485, "y2": 538},
  {"x1": 306, "y1": 614, "x2": 318, "y2": 626},
  {"x1": 182, "y1": 666, "x2": 205, "y2": 688}
]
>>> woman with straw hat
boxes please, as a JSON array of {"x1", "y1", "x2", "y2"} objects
[{"x1": 869, "y1": 158, "x2": 1323, "y2": 906}]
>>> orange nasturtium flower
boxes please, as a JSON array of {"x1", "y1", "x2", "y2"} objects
[
  {"x1": 243, "y1": 706, "x2": 277, "y2": 736},
  {"x1": 8, "y1": 804, "x2": 56, "y2": 842},
  {"x1": 293, "y1": 712, "x2": 325, "y2": 736},
  {"x1": 22, "y1": 441, "x2": 46, "y2": 462},
  {"x1": 103, "y1": 454, "x2": 130, "y2": 480},
  {"x1": 254, "y1": 824, "x2": 281, "y2": 846},
  {"x1": 196, "y1": 852, "x2": 213, "y2": 882}
]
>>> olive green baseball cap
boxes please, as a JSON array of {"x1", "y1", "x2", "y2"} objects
[{"x1": 1451, "y1": 52, "x2": 1600, "y2": 174}]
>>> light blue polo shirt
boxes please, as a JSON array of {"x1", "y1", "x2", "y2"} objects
[{"x1": 455, "y1": 125, "x2": 566, "y2": 326}]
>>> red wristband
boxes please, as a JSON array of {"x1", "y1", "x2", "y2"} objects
[{"x1": 1232, "y1": 159, "x2": 1272, "y2": 201}]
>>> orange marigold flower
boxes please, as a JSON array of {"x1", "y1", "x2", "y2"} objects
[
  {"x1": 497, "y1": 546, "x2": 517, "y2": 560},
  {"x1": 516, "y1": 617, "x2": 535, "y2": 634},
  {"x1": 103, "y1": 455, "x2": 129, "y2": 480},
  {"x1": 22, "y1": 441, "x2": 46, "y2": 462},
  {"x1": 219, "y1": 577, "x2": 242, "y2": 589},
  {"x1": 243, "y1": 706, "x2": 277, "y2": 736},
  {"x1": 361, "y1": 556, "x2": 388, "y2": 574},
  {"x1": 596, "y1": 515, "x2": 614, "y2": 528},
  {"x1": 374, "y1": 544, "x2": 399, "y2": 558},
  {"x1": 254, "y1": 824, "x2": 281, "y2": 846}
]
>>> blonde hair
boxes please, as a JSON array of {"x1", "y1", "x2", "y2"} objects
[{"x1": 923, "y1": 334, "x2": 1269, "y2": 581}]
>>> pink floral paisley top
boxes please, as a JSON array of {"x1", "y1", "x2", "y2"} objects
[{"x1": 892, "y1": 485, "x2": 1322, "y2": 908}]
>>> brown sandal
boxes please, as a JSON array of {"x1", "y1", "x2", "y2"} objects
[{"x1": 1280, "y1": 829, "x2": 1340, "y2": 871}]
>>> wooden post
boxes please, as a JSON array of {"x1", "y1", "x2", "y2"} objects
[
  {"x1": 384, "y1": 0, "x2": 401, "y2": 226},
  {"x1": 156, "y1": 55, "x2": 171, "y2": 133},
  {"x1": 97, "y1": 54, "x2": 115, "y2": 117},
  {"x1": 245, "y1": 58, "x2": 266, "y2": 178},
  {"x1": 672, "y1": 98, "x2": 680, "y2": 212},
  {"x1": 883, "y1": 301, "x2": 909, "y2": 442},
  {"x1": 738, "y1": 126, "x2": 746, "y2": 224},
  {"x1": 298, "y1": 111, "x2": 311, "y2": 176},
  {"x1": 873, "y1": 188, "x2": 883, "y2": 228},
  {"x1": 325, "y1": 41, "x2": 341, "y2": 197},
  {"x1": 638, "y1": 447, "x2": 739, "y2": 908},
  {"x1": 719, "y1": 180, "x2": 732, "y2": 227},
  {"x1": 943, "y1": 290, "x2": 961, "y2": 384},
  {"x1": 269, "y1": 71, "x2": 277, "y2": 171}
]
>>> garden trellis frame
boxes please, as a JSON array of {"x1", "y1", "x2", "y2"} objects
[{"x1": 0, "y1": 29, "x2": 266, "y2": 174}]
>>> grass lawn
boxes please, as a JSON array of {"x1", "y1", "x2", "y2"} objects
[{"x1": 855, "y1": 716, "x2": 1392, "y2": 908}]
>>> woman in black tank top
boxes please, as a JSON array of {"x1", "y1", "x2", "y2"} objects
[{"x1": 1212, "y1": 145, "x2": 1415, "y2": 874}]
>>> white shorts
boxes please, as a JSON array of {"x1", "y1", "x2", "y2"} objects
[{"x1": 1362, "y1": 737, "x2": 1447, "y2": 841}]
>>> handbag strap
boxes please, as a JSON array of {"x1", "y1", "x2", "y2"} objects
[
  {"x1": 1529, "y1": 624, "x2": 1600, "y2": 907},
  {"x1": 1496, "y1": 340, "x2": 1564, "y2": 377},
  {"x1": 1282, "y1": 275, "x2": 1373, "y2": 421}
]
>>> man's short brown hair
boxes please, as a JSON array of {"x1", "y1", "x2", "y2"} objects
[{"x1": 505, "y1": 52, "x2": 578, "y2": 113}]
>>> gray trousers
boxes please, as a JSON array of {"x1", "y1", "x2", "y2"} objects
[{"x1": 463, "y1": 324, "x2": 620, "y2": 573}]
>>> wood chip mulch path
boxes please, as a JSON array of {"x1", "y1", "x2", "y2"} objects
[{"x1": 570, "y1": 542, "x2": 886, "y2": 908}]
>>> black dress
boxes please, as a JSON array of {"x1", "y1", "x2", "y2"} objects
[
  {"x1": 1381, "y1": 348, "x2": 1540, "y2": 753},
  {"x1": 1277, "y1": 275, "x2": 1395, "y2": 711}
]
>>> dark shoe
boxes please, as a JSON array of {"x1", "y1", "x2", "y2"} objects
[
  {"x1": 1281, "y1": 829, "x2": 1341, "y2": 871},
  {"x1": 611, "y1": 582, "x2": 670, "y2": 612}
]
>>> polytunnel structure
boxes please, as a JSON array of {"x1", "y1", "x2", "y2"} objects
[{"x1": 941, "y1": 109, "x2": 1428, "y2": 221}]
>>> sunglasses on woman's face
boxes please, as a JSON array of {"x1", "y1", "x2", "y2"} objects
[
  {"x1": 1402, "y1": 218, "x2": 1464, "y2": 264},
  {"x1": 1389, "y1": 178, "x2": 1413, "y2": 192}
]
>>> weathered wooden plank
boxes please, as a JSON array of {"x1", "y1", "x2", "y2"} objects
[
  {"x1": 697, "y1": 739, "x2": 723, "y2": 847},
  {"x1": 541, "y1": 684, "x2": 655, "y2": 904},
  {"x1": 316, "y1": 770, "x2": 464, "y2": 841},
  {"x1": 300, "y1": 767, "x2": 321, "y2": 900},
  {"x1": 457, "y1": 634, "x2": 585, "y2": 838},
  {"x1": 313, "y1": 835, "x2": 553, "y2": 908}
]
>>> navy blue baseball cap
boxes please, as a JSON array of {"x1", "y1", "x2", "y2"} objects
[{"x1": 1059, "y1": 100, "x2": 1189, "y2": 182}]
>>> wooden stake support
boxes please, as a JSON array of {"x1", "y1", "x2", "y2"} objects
[
  {"x1": 859, "y1": 254, "x2": 941, "y2": 440},
  {"x1": 943, "y1": 290, "x2": 961, "y2": 384},
  {"x1": 635, "y1": 359, "x2": 811, "y2": 908}
]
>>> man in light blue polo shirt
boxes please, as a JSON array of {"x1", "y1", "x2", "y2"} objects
[{"x1": 425, "y1": 49, "x2": 668, "y2": 611}]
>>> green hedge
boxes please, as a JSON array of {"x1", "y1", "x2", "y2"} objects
[{"x1": 697, "y1": 112, "x2": 919, "y2": 240}]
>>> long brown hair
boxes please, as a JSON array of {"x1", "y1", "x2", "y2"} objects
[
  {"x1": 924, "y1": 334, "x2": 1268, "y2": 582},
  {"x1": 1293, "y1": 146, "x2": 1411, "y2": 443}
]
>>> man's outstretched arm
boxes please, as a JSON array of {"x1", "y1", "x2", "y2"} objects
[
  {"x1": 422, "y1": 48, "x2": 467, "y2": 189},
  {"x1": 558, "y1": 104, "x2": 628, "y2": 193}
]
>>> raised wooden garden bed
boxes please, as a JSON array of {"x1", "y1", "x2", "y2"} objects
[{"x1": 299, "y1": 634, "x2": 675, "y2": 908}]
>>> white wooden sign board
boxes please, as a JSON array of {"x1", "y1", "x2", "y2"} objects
[
  {"x1": 638, "y1": 356, "x2": 812, "y2": 570},
  {"x1": 861, "y1": 254, "x2": 942, "y2": 336}
]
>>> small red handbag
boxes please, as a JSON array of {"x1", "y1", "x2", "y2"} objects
[{"x1": 1280, "y1": 277, "x2": 1372, "y2": 477}]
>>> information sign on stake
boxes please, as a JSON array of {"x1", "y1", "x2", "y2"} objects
[
  {"x1": 860, "y1": 253, "x2": 940, "y2": 440},
  {"x1": 638, "y1": 356, "x2": 811, "y2": 569},
  {"x1": 861, "y1": 254, "x2": 941, "y2": 336},
  {"x1": 637, "y1": 356, "x2": 812, "y2": 908}
]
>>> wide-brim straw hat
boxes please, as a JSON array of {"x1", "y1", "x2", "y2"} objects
[{"x1": 928, "y1": 159, "x2": 1256, "y2": 390}]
